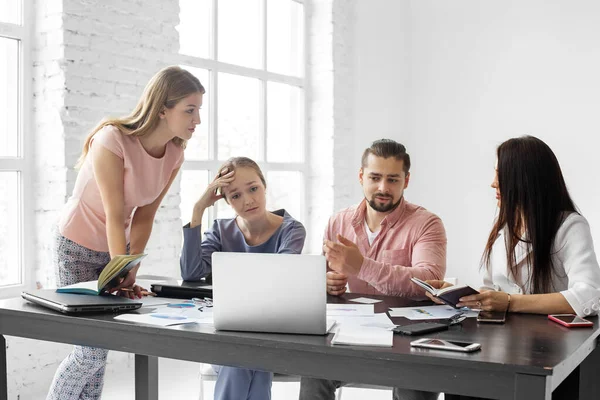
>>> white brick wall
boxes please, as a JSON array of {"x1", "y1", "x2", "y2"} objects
[
  {"x1": 332, "y1": 0, "x2": 357, "y2": 211},
  {"x1": 10, "y1": 0, "x2": 183, "y2": 398},
  {"x1": 32, "y1": 0, "x2": 182, "y2": 290},
  {"x1": 8, "y1": 0, "x2": 358, "y2": 398},
  {"x1": 306, "y1": 0, "x2": 356, "y2": 253},
  {"x1": 307, "y1": 0, "x2": 335, "y2": 254}
]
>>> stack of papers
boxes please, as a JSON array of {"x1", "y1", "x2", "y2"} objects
[
  {"x1": 327, "y1": 303, "x2": 394, "y2": 347},
  {"x1": 331, "y1": 325, "x2": 393, "y2": 347}
]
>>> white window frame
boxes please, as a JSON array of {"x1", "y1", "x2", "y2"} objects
[
  {"x1": 0, "y1": 2, "x2": 33, "y2": 298},
  {"x1": 176, "y1": 0, "x2": 309, "y2": 229}
]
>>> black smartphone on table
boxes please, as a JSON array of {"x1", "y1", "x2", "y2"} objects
[
  {"x1": 477, "y1": 310, "x2": 507, "y2": 324},
  {"x1": 393, "y1": 322, "x2": 449, "y2": 336}
]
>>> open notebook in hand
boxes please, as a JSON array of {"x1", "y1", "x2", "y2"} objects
[
  {"x1": 411, "y1": 277, "x2": 479, "y2": 308},
  {"x1": 56, "y1": 254, "x2": 146, "y2": 295}
]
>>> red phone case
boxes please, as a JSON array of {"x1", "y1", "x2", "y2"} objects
[{"x1": 548, "y1": 314, "x2": 593, "y2": 328}]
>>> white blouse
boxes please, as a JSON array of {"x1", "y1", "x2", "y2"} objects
[{"x1": 482, "y1": 213, "x2": 600, "y2": 317}]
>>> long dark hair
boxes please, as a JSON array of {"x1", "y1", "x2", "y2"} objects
[{"x1": 482, "y1": 136, "x2": 577, "y2": 294}]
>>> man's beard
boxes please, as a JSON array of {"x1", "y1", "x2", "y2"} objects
[{"x1": 367, "y1": 193, "x2": 402, "y2": 212}]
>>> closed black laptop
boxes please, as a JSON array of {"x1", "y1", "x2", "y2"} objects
[
  {"x1": 22, "y1": 290, "x2": 142, "y2": 314},
  {"x1": 150, "y1": 281, "x2": 213, "y2": 299}
]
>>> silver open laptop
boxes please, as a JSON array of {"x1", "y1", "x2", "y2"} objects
[
  {"x1": 22, "y1": 289, "x2": 142, "y2": 314},
  {"x1": 212, "y1": 252, "x2": 329, "y2": 335}
]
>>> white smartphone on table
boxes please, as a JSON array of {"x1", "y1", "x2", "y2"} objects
[{"x1": 410, "y1": 338, "x2": 481, "y2": 353}]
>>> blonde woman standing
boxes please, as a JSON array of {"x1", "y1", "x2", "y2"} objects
[{"x1": 47, "y1": 66, "x2": 205, "y2": 400}]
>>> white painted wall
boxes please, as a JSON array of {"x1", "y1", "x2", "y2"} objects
[
  {"x1": 353, "y1": 0, "x2": 600, "y2": 288},
  {"x1": 12, "y1": 0, "x2": 600, "y2": 397}
]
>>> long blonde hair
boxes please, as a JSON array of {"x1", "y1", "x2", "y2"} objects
[{"x1": 76, "y1": 66, "x2": 205, "y2": 168}]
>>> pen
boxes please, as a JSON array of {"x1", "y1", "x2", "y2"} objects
[{"x1": 119, "y1": 288, "x2": 156, "y2": 297}]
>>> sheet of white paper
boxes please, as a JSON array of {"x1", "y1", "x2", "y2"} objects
[
  {"x1": 326, "y1": 318, "x2": 337, "y2": 332},
  {"x1": 388, "y1": 305, "x2": 478, "y2": 320},
  {"x1": 349, "y1": 297, "x2": 383, "y2": 304},
  {"x1": 114, "y1": 313, "x2": 198, "y2": 327},
  {"x1": 326, "y1": 304, "x2": 374, "y2": 317},
  {"x1": 333, "y1": 313, "x2": 396, "y2": 330},
  {"x1": 331, "y1": 325, "x2": 393, "y2": 347},
  {"x1": 150, "y1": 304, "x2": 215, "y2": 324}
]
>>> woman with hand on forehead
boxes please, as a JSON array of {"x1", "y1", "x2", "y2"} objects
[
  {"x1": 180, "y1": 156, "x2": 306, "y2": 400},
  {"x1": 425, "y1": 136, "x2": 600, "y2": 317}
]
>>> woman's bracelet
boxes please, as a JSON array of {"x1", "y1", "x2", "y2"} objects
[{"x1": 506, "y1": 293, "x2": 511, "y2": 312}]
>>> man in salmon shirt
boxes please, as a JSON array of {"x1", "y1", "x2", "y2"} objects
[{"x1": 299, "y1": 139, "x2": 447, "y2": 400}]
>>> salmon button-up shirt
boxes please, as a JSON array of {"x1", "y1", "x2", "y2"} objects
[{"x1": 325, "y1": 198, "x2": 447, "y2": 298}]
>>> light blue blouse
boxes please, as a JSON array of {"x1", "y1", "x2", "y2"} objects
[{"x1": 180, "y1": 209, "x2": 306, "y2": 281}]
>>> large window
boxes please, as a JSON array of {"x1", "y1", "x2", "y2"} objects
[
  {"x1": 0, "y1": 1, "x2": 31, "y2": 295},
  {"x1": 177, "y1": 0, "x2": 306, "y2": 231}
]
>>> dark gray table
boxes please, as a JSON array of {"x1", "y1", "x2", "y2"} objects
[{"x1": 1, "y1": 293, "x2": 599, "y2": 400}]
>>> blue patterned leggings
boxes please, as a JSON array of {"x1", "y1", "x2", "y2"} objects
[{"x1": 46, "y1": 229, "x2": 111, "y2": 400}]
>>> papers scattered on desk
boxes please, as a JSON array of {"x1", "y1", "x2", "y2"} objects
[
  {"x1": 331, "y1": 325, "x2": 393, "y2": 347},
  {"x1": 329, "y1": 311, "x2": 395, "y2": 347},
  {"x1": 388, "y1": 305, "x2": 478, "y2": 320},
  {"x1": 334, "y1": 313, "x2": 396, "y2": 330},
  {"x1": 153, "y1": 304, "x2": 214, "y2": 324},
  {"x1": 116, "y1": 299, "x2": 215, "y2": 326},
  {"x1": 114, "y1": 313, "x2": 198, "y2": 327},
  {"x1": 349, "y1": 297, "x2": 383, "y2": 304},
  {"x1": 326, "y1": 304, "x2": 374, "y2": 317}
]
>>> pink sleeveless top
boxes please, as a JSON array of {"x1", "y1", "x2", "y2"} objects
[{"x1": 58, "y1": 125, "x2": 184, "y2": 251}]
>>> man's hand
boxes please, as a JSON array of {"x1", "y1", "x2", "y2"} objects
[
  {"x1": 326, "y1": 271, "x2": 348, "y2": 296},
  {"x1": 323, "y1": 234, "x2": 364, "y2": 276}
]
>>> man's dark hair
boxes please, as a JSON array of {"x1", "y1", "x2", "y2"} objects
[{"x1": 361, "y1": 139, "x2": 411, "y2": 174}]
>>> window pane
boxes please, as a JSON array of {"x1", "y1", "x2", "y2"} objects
[
  {"x1": 266, "y1": 171, "x2": 303, "y2": 222},
  {"x1": 178, "y1": 0, "x2": 211, "y2": 58},
  {"x1": 267, "y1": 0, "x2": 303, "y2": 76},
  {"x1": 218, "y1": 0, "x2": 261, "y2": 68},
  {"x1": 0, "y1": 0, "x2": 21, "y2": 24},
  {"x1": 180, "y1": 170, "x2": 210, "y2": 229},
  {"x1": 218, "y1": 73, "x2": 260, "y2": 160},
  {"x1": 0, "y1": 37, "x2": 19, "y2": 157},
  {"x1": 181, "y1": 66, "x2": 210, "y2": 160},
  {"x1": 267, "y1": 82, "x2": 303, "y2": 162},
  {"x1": 215, "y1": 196, "x2": 236, "y2": 220},
  {"x1": 0, "y1": 172, "x2": 20, "y2": 286}
]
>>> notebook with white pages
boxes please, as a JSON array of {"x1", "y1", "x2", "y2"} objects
[{"x1": 331, "y1": 325, "x2": 393, "y2": 347}]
